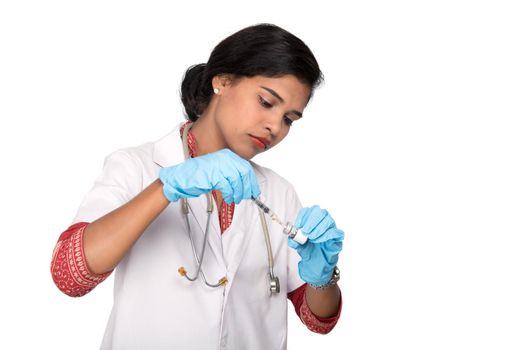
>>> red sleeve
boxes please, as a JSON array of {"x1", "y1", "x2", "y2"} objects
[
  {"x1": 50, "y1": 222, "x2": 113, "y2": 297},
  {"x1": 287, "y1": 283, "x2": 342, "y2": 334}
]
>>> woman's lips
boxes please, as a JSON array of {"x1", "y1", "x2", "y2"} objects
[{"x1": 249, "y1": 135, "x2": 269, "y2": 150}]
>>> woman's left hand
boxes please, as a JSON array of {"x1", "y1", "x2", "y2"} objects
[{"x1": 288, "y1": 205, "x2": 345, "y2": 287}]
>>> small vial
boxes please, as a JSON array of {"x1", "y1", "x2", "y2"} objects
[
  {"x1": 283, "y1": 222, "x2": 308, "y2": 245},
  {"x1": 252, "y1": 197, "x2": 308, "y2": 245}
]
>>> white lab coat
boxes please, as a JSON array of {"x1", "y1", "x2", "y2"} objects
[{"x1": 73, "y1": 124, "x2": 304, "y2": 350}]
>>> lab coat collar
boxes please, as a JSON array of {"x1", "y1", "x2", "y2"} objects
[
  {"x1": 152, "y1": 123, "x2": 267, "y2": 184},
  {"x1": 152, "y1": 126, "x2": 185, "y2": 168}
]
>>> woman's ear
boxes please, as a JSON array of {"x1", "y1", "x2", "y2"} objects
[{"x1": 212, "y1": 74, "x2": 235, "y2": 90}]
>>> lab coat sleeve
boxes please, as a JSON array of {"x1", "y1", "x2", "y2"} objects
[
  {"x1": 51, "y1": 149, "x2": 143, "y2": 297},
  {"x1": 72, "y1": 149, "x2": 143, "y2": 223},
  {"x1": 51, "y1": 222, "x2": 113, "y2": 297}
]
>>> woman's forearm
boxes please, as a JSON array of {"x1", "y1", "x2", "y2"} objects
[
  {"x1": 305, "y1": 284, "x2": 341, "y2": 318},
  {"x1": 83, "y1": 178, "x2": 170, "y2": 274}
]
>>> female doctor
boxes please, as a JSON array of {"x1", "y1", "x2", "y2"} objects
[{"x1": 51, "y1": 23, "x2": 344, "y2": 349}]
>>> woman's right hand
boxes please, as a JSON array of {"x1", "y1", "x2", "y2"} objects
[{"x1": 158, "y1": 148, "x2": 261, "y2": 204}]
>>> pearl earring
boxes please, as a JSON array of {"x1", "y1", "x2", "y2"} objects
[{"x1": 213, "y1": 88, "x2": 220, "y2": 94}]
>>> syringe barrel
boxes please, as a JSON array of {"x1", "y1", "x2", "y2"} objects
[{"x1": 252, "y1": 196, "x2": 270, "y2": 213}]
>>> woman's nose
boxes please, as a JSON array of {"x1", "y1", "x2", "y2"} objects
[{"x1": 264, "y1": 112, "x2": 283, "y2": 136}]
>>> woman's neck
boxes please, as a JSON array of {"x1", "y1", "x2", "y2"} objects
[{"x1": 190, "y1": 114, "x2": 225, "y2": 156}]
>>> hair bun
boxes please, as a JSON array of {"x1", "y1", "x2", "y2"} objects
[{"x1": 180, "y1": 64, "x2": 212, "y2": 121}]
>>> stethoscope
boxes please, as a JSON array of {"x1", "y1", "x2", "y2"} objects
[{"x1": 176, "y1": 123, "x2": 287, "y2": 294}]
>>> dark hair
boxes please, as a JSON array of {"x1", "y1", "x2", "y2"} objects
[{"x1": 180, "y1": 23, "x2": 324, "y2": 121}]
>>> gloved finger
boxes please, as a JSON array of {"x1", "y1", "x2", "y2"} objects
[
  {"x1": 223, "y1": 149, "x2": 260, "y2": 202},
  {"x1": 306, "y1": 214, "x2": 336, "y2": 241},
  {"x1": 233, "y1": 157, "x2": 260, "y2": 200},
  {"x1": 237, "y1": 162, "x2": 260, "y2": 202},
  {"x1": 294, "y1": 207, "x2": 313, "y2": 231},
  {"x1": 287, "y1": 236, "x2": 300, "y2": 250},
  {"x1": 179, "y1": 171, "x2": 213, "y2": 197},
  {"x1": 295, "y1": 206, "x2": 329, "y2": 234},
  {"x1": 214, "y1": 178, "x2": 235, "y2": 204},
  {"x1": 240, "y1": 171, "x2": 252, "y2": 202},
  {"x1": 224, "y1": 170, "x2": 244, "y2": 204},
  {"x1": 222, "y1": 153, "x2": 252, "y2": 204},
  {"x1": 245, "y1": 165, "x2": 261, "y2": 199},
  {"x1": 310, "y1": 227, "x2": 345, "y2": 244}
]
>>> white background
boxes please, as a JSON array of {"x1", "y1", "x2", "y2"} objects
[{"x1": 1, "y1": 1, "x2": 523, "y2": 349}]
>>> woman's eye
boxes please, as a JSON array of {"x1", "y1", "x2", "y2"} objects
[
  {"x1": 284, "y1": 116, "x2": 294, "y2": 126},
  {"x1": 258, "y1": 95, "x2": 273, "y2": 109}
]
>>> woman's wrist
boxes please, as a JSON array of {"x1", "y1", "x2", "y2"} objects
[{"x1": 307, "y1": 266, "x2": 340, "y2": 290}]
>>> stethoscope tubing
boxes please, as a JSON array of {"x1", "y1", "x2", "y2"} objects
[{"x1": 178, "y1": 123, "x2": 279, "y2": 293}]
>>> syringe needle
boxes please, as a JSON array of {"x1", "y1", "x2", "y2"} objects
[
  {"x1": 251, "y1": 197, "x2": 307, "y2": 244},
  {"x1": 251, "y1": 197, "x2": 284, "y2": 227},
  {"x1": 269, "y1": 212, "x2": 284, "y2": 227}
]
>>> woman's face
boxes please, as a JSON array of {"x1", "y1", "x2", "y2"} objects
[{"x1": 210, "y1": 74, "x2": 311, "y2": 159}]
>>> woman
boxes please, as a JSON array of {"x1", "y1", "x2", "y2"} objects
[{"x1": 51, "y1": 23, "x2": 344, "y2": 349}]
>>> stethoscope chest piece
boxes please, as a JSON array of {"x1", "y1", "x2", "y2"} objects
[{"x1": 269, "y1": 273, "x2": 280, "y2": 295}]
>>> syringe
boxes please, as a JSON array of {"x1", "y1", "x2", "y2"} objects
[{"x1": 251, "y1": 196, "x2": 308, "y2": 245}]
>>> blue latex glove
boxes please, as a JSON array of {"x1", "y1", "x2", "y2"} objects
[
  {"x1": 158, "y1": 149, "x2": 260, "y2": 204},
  {"x1": 288, "y1": 205, "x2": 344, "y2": 286}
]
